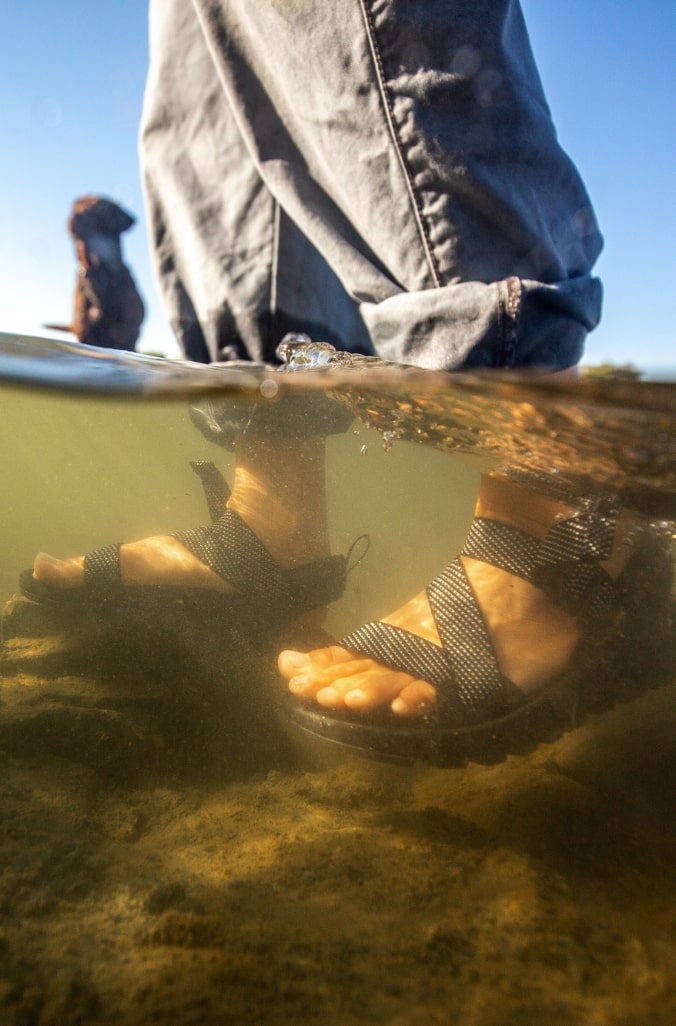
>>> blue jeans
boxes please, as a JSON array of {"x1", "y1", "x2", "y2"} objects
[{"x1": 140, "y1": 0, "x2": 603, "y2": 371}]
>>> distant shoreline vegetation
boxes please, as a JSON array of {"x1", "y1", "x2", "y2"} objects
[{"x1": 581, "y1": 362, "x2": 643, "y2": 380}]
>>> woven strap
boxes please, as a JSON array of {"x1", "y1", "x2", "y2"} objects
[
  {"x1": 189, "y1": 460, "x2": 231, "y2": 523},
  {"x1": 174, "y1": 510, "x2": 348, "y2": 612},
  {"x1": 83, "y1": 543, "x2": 122, "y2": 586},
  {"x1": 341, "y1": 557, "x2": 503, "y2": 715},
  {"x1": 463, "y1": 513, "x2": 616, "y2": 619},
  {"x1": 174, "y1": 511, "x2": 294, "y2": 606}
]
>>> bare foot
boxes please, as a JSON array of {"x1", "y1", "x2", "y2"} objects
[
  {"x1": 32, "y1": 538, "x2": 235, "y2": 592},
  {"x1": 279, "y1": 475, "x2": 636, "y2": 719},
  {"x1": 278, "y1": 558, "x2": 581, "y2": 717},
  {"x1": 29, "y1": 434, "x2": 332, "y2": 594}
]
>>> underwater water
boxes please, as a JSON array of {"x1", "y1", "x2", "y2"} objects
[{"x1": 0, "y1": 332, "x2": 675, "y2": 1025}]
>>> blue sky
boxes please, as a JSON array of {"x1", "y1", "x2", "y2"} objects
[{"x1": 1, "y1": 1, "x2": 674, "y2": 372}]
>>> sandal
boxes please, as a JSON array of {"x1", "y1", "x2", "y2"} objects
[
  {"x1": 20, "y1": 461, "x2": 366, "y2": 619},
  {"x1": 285, "y1": 498, "x2": 674, "y2": 766}
]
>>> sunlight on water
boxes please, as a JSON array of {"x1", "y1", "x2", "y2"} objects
[{"x1": 0, "y1": 333, "x2": 675, "y2": 1025}]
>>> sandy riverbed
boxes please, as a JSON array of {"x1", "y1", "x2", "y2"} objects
[{"x1": 1, "y1": 589, "x2": 675, "y2": 1026}]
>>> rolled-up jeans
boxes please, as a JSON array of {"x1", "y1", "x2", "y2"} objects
[{"x1": 140, "y1": 0, "x2": 603, "y2": 371}]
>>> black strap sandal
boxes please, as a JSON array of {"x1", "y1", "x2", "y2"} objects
[
  {"x1": 173, "y1": 463, "x2": 359, "y2": 614},
  {"x1": 19, "y1": 461, "x2": 367, "y2": 618},
  {"x1": 285, "y1": 501, "x2": 674, "y2": 767}
]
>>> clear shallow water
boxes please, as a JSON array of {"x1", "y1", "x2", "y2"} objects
[{"x1": 0, "y1": 333, "x2": 675, "y2": 1025}]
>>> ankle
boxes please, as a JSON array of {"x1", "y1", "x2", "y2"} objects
[
  {"x1": 476, "y1": 473, "x2": 639, "y2": 578},
  {"x1": 461, "y1": 556, "x2": 580, "y2": 692},
  {"x1": 226, "y1": 491, "x2": 328, "y2": 568},
  {"x1": 228, "y1": 434, "x2": 330, "y2": 568},
  {"x1": 475, "y1": 474, "x2": 578, "y2": 539}
]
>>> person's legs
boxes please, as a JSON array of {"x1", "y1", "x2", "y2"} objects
[
  {"x1": 137, "y1": 1, "x2": 633, "y2": 753},
  {"x1": 195, "y1": 0, "x2": 614, "y2": 737},
  {"x1": 142, "y1": 0, "x2": 602, "y2": 370},
  {"x1": 140, "y1": 0, "x2": 373, "y2": 362},
  {"x1": 167, "y1": 0, "x2": 601, "y2": 371}
]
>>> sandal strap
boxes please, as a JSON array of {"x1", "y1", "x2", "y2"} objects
[
  {"x1": 463, "y1": 514, "x2": 617, "y2": 619},
  {"x1": 83, "y1": 543, "x2": 122, "y2": 586},
  {"x1": 341, "y1": 621, "x2": 454, "y2": 690},
  {"x1": 174, "y1": 510, "x2": 348, "y2": 612},
  {"x1": 189, "y1": 460, "x2": 231, "y2": 523},
  {"x1": 427, "y1": 560, "x2": 506, "y2": 711},
  {"x1": 283, "y1": 556, "x2": 348, "y2": 609},
  {"x1": 341, "y1": 558, "x2": 506, "y2": 717},
  {"x1": 174, "y1": 511, "x2": 294, "y2": 607},
  {"x1": 531, "y1": 511, "x2": 616, "y2": 619},
  {"x1": 462, "y1": 519, "x2": 541, "y2": 578}
]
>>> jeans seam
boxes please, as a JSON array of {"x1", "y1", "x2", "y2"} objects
[{"x1": 358, "y1": 0, "x2": 442, "y2": 288}]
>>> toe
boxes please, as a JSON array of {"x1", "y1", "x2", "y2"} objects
[
  {"x1": 281, "y1": 640, "x2": 439, "y2": 718},
  {"x1": 33, "y1": 552, "x2": 85, "y2": 588},
  {"x1": 286, "y1": 654, "x2": 376, "y2": 702},
  {"x1": 341, "y1": 667, "x2": 423, "y2": 712},
  {"x1": 278, "y1": 650, "x2": 312, "y2": 677},
  {"x1": 279, "y1": 645, "x2": 354, "y2": 677},
  {"x1": 390, "y1": 680, "x2": 437, "y2": 717}
]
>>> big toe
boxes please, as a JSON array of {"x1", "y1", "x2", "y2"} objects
[
  {"x1": 278, "y1": 649, "x2": 312, "y2": 677},
  {"x1": 33, "y1": 551, "x2": 86, "y2": 588},
  {"x1": 33, "y1": 552, "x2": 60, "y2": 575}
]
